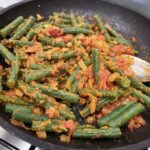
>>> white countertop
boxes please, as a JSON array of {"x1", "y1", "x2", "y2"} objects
[{"x1": 0, "y1": 0, "x2": 23, "y2": 8}]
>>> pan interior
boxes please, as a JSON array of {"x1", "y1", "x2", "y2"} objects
[{"x1": 0, "y1": 0, "x2": 150, "y2": 149}]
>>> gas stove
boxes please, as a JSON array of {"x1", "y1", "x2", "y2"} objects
[{"x1": 0, "y1": 127, "x2": 41, "y2": 150}]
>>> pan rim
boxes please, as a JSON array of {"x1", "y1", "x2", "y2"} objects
[
  {"x1": 0, "y1": 0, "x2": 150, "y2": 149},
  {"x1": 0, "y1": 115, "x2": 149, "y2": 150}
]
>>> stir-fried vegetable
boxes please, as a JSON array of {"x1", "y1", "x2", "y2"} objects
[{"x1": 0, "y1": 12, "x2": 149, "y2": 143}]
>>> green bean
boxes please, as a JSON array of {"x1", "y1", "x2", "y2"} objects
[
  {"x1": 28, "y1": 64, "x2": 46, "y2": 69},
  {"x1": 106, "y1": 60, "x2": 123, "y2": 74},
  {"x1": 0, "y1": 76, "x2": 3, "y2": 92},
  {"x1": 17, "y1": 80, "x2": 48, "y2": 101},
  {"x1": 60, "y1": 109, "x2": 75, "y2": 120},
  {"x1": 32, "y1": 120, "x2": 67, "y2": 133},
  {"x1": 26, "y1": 61, "x2": 75, "y2": 82},
  {"x1": 38, "y1": 36, "x2": 65, "y2": 47},
  {"x1": 108, "y1": 103, "x2": 145, "y2": 127},
  {"x1": 0, "y1": 43, "x2": 16, "y2": 63},
  {"x1": 0, "y1": 94, "x2": 32, "y2": 105},
  {"x1": 70, "y1": 79, "x2": 80, "y2": 94},
  {"x1": 75, "y1": 125, "x2": 96, "y2": 130},
  {"x1": 18, "y1": 80, "x2": 75, "y2": 120},
  {"x1": 11, "y1": 16, "x2": 35, "y2": 40},
  {"x1": 76, "y1": 24, "x2": 91, "y2": 29},
  {"x1": 91, "y1": 88, "x2": 118, "y2": 98},
  {"x1": 76, "y1": 16, "x2": 84, "y2": 24},
  {"x1": 32, "y1": 82, "x2": 79, "y2": 103},
  {"x1": 82, "y1": 54, "x2": 91, "y2": 66},
  {"x1": 11, "y1": 40, "x2": 35, "y2": 46},
  {"x1": 0, "y1": 16, "x2": 24, "y2": 38},
  {"x1": 106, "y1": 61, "x2": 132, "y2": 88},
  {"x1": 26, "y1": 22, "x2": 45, "y2": 40},
  {"x1": 66, "y1": 66, "x2": 80, "y2": 90},
  {"x1": 112, "y1": 37, "x2": 131, "y2": 46},
  {"x1": 53, "y1": 13, "x2": 71, "y2": 20},
  {"x1": 94, "y1": 15, "x2": 111, "y2": 42},
  {"x1": 80, "y1": 88, "x2": 127, "y2": 118},
  {"x1": 12, "y1": 110, "x2": 48, "y2": 123},
  {"x1": 7, "y1": 56, "x2": 20, "y2": 88},
  {"x1": 80, "y1": 97, "x2": 114, "y2": 118},
  {"x1": 92, "y1": 49, "x2": 100, "y2": 84},
  {"x1": 76, "y1": 15, "x2": 90, "y2": 28},
  {"x1": 5, "y1": 103, "x2": 32, "y2": 113},
  {"x1": 105, "y1": 23, "x2": 132, "y2": 45},
  {"x1": 116, "y1": 77, "x2": 131, "y2": 88},
  {"x1": 105, "y1": 23, "x2": 120, "y2": 37},
  {"x1": 11, "y1": 20, "x2": 25, "y2": 36},
  {"x1": 61, "y1": 18, "x2": 72, "y2": 24},
  {"x1": 15, "y1": 52, "x2": 28, "y2": 61},
  {"x1": 73, "y1": 128, "x2": 122, "y2": 139},
  {"x1": 25, "y1": 63, "x2": 63, "y2": 82},
  {"x1": 131, "y1": 88, "x2": 150, "y2": 107},
  {"x1": 26, "y1": 30, "x2": 37, "y2": 40},
  {"x1": 63, "y1": 27, "x2": 92, "y2": 34},
  {"x1": 84, "y1": 24, "x2": 92, "y2": 29},
  {"x1": 43, "y1": 101, "x2": 75, "y2": 120},
  {"x1": 21, "y1": 80, "x2": 68, "y2": 108},
  {"x1": 130, "y1": 77, "x2": 150, "y2": 96},
  {"x1": 70, "y1": 13, "x2": 77, "y2": 26},
  {"x1": 32, "y1": 22, "x2": 45, "y2": 29},
  {"x1": 104, "y1": 23, "x2": 131, "y2": 45},
  {"x1": 50, "y1": 50, "x2": 76, "y2": 60},
  {"x1": 97, "y1": 101, "x2": 135, "y2": 127},
  {"x1": 38, "y1": 50, "x2": 77, "y2": 61},
  {"x1": 46, "y1": 104, "x2": 75, "y2": 120},
  {"x1": 52, "y1": 23, "x2": 71, "y2": 28}
]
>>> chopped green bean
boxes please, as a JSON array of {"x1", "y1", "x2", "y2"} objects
[
  {"x1": 32, "y1": 82, "x2": 79, "y2": 103},
  {"x1": 108, "y1": 103, "x2": 145, "y2": 127},
  {"x1": 11, "y1": 16, "x2": 35, "y2": 40},
  {"x1": 73, "y1": 128, "x2": 122, "y2": 139},
  {"x1": 92, "y1": 49, "x2": 100, "y2": 84},
  {"x1": 0, "y1": 16, "x2": 24, "y2": 38},
  {"x1": 63, "y1": 27, "x2": 92, "y2": 34},
  {"x1": 0, "y1": 43, "x2": 16, "y2": 63}
]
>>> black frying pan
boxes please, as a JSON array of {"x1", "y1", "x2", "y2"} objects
[{"x1": 0, "y1": 0, "x2": 150, "y2": 149}]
